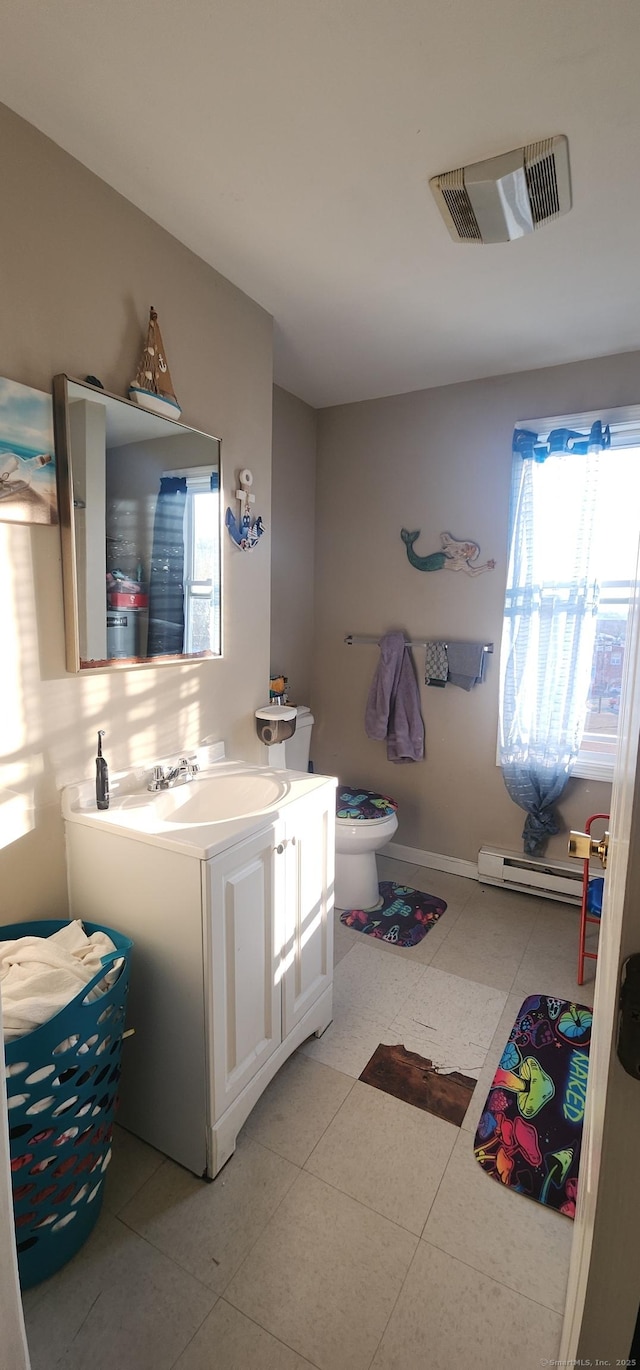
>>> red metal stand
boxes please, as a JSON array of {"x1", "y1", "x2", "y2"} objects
[{"x1": 577, "y1": 812, "x2": 609, "y2": 986}]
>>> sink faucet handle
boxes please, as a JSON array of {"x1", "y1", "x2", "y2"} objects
[
  {"x1": 148, "y1": 764, "x2": 164, "y2": 792},
  {"x1": 178, "y1": 755, "x2": 199, "y2": 776}
]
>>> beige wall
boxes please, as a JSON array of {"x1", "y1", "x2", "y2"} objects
[
  {"x1": 0, "y1": 102, "x2": 273, "y2": 923},
  {"x1": 270, "y1": 385, "x2": 317, "y2": 704},
  {"x1": 312, "y1": 350, "x2": 640, "y2": 864},
  {"x1": 2, "y1": 97, "x2": 635, "y2": 911}
]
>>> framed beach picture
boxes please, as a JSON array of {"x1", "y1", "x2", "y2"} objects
[{"x1": 0, "y1": 377, "x2": 57, "y2": 525}]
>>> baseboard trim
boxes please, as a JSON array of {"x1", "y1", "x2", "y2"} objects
[{"x1": 384, "y1": 842, "x2": 478, "y2": 881}]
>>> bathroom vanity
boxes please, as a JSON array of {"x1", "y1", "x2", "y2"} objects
[{"x1": 62, "y1": 748, "x2": 336, "y2": 1177}]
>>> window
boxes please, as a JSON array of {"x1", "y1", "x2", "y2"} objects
[
  {"x1": 574, "y1": 437, "x2": 640, "y2": 777},
  {"x1": 502, "y1": 411, "x2": 640, "y2": 783},
  {"x1": 154, "y1": 466, "x2": 220, "y2": 658},
  {"x1": 182, "y1": 473, "x2": 220, "y2": 655},
  {"x1": 577, "y1": 582, "x2": 632, "y2": 777}
]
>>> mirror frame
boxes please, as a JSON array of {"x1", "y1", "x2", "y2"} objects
[{"x1": 52, "y1": 374, "x2": 223, "y2": 673}]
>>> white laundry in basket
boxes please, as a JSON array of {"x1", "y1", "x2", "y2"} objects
[{"x1": 0, "y1": 920, "x2": 118, "y2": 1041}]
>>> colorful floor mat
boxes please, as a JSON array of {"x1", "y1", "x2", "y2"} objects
[
  {"x1": 360, "y1": 1042, "x2": 475, "y2": 1127},
  {"x1": 474, "y1": 994, "x2": 592, "y2": 1219},
  {"x1": 340, "y1": 881, "x2": 447, "y2": 947}
]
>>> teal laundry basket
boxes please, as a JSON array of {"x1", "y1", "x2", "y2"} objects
[{"x1": 3, "y1": 919, "x2": 133, "y2": 1289}]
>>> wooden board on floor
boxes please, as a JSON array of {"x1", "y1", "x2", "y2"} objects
[{"x1": 360, "y1": 1042, "x2": 476, "y2": 1127}]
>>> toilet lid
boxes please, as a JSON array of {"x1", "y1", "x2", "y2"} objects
[{"x1": 336, "y1": 788, "x2": 398, "y2": 822}]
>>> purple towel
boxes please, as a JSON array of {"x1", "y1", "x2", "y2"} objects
[{"x1": 365, "y1": 631, "x2": 425, "y2": 763}]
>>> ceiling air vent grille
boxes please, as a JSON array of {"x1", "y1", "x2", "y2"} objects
[
  {"x1": 430, "y1": 135, "x2": 571, "y2": 244},
  {"x1": 524, "y1": 138, "x2": 562, "y2": 225},
  {"x1": 437, "y1": 169, "x2": 482, "y2": 243}
]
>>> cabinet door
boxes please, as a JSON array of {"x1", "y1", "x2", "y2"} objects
[
  {"x1": 205, "y1": 824, "x2": 283, "y2": 1118},
  {"x1": 282, "y1": 788, "x2": 335, "y2": 1037}
]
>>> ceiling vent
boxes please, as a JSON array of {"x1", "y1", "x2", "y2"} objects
[{"x1": 430, "y1": 135, "x2": 571, "y2": 244}]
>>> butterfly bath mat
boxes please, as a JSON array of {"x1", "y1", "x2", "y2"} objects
[{"x1": 340, "y1": 881, "x2": 447, "y2": 948}]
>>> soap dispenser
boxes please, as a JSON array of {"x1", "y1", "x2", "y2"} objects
[{"x1": 95, "y1": 730, "x2": 109, "y2": 810}]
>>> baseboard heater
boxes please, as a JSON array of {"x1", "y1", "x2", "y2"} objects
[{"x1": 477, "y1": 846, "x2": 582, "y2": 905}]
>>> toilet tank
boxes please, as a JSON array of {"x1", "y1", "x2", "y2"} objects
[{"x1": 284, "y1": 705, "x2": 314, "y2": 772}]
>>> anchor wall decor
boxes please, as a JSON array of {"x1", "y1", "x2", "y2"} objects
[
  {"x1": 225, "y1": 467, "x2": 266, "y2": 550},
  {"x1": 401, "y1": 529, "x2": 495, "y2": 577}
]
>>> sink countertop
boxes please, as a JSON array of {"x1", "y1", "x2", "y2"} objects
[{"x1": 62, "y1": 752, "x2": 338, "y2": 861}]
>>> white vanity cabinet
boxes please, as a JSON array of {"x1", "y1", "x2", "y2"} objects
[
  {"x1": 204, "y1": 785, "x2": 334, "y2": 1171},
  {"x1": 206, "y1": 824, "x2": 284, "y2": 1119},
  {"x1": 63, "y1": 765, "x2": 335, "y2": 1178}
]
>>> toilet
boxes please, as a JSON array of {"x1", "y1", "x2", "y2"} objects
[{"x1": 282, "y1": 706, "x2": 399, "y2": 912}]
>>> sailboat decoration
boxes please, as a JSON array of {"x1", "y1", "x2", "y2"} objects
[{"x1": 129, "y1": 307, "x2": 182, "y2": 419}]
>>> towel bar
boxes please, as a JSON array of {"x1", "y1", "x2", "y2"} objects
[{"x1": 344, "y1": 634, "x2": 493, "y2": 653}]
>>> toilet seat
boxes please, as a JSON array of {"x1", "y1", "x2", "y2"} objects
[{"x1": 336, "y1": 788, "x2": 398, "y2": 824}]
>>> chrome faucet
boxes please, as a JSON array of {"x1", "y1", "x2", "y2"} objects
[{"x1": 147, "y1": 756, "x2": 199, "y2": 791}]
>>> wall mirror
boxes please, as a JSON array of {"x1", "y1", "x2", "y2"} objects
[{"x1": 53, "y1": 376, "x2": 222, "y2": 672}]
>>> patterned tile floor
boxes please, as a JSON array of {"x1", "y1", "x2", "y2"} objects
[{"x1": 22, "y1": 858, "x2": 597, "y2": 1369}]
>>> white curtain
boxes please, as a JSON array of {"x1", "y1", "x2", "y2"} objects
[{"x1": 499, "y1": 423, "x2": 607, "y2": 854}]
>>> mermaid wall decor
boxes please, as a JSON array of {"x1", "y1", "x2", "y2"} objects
[{"x1": 401, "y1": 529, "x2": 496, "y2": 577}]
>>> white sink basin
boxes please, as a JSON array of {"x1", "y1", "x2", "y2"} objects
[
  {"x1": 153, "y1": 771, "x2": 288, "y2": 824},
  {"x1": 61, "y1": 753, "x2": 331, "y2": 860}
]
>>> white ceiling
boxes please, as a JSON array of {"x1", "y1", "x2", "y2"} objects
[{"x1": 3, "y1": 1, "x2": 640, "y2": 408}]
